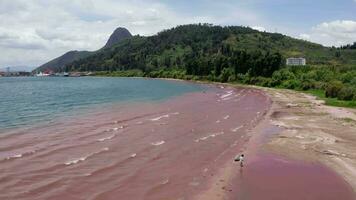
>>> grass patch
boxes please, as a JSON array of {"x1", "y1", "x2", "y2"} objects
[
  {"x1": 303, "y1": 89, "x2": 356, "y2": 108},
  {"x1": 341, "y1": 118, "x2": 356, "y2": 123}
]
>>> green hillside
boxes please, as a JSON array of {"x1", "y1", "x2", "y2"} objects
[
  {"x1": 64, "y1": 24, "x2": 356, "y2": 104},
  {"x1": 65, "y1": 24, "x2": 356, "y2": 72},
  {"x1": 35, "y1": 50, "x2": 93, "y2": 73}
]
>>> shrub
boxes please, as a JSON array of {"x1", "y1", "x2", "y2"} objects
[
  {"x1": 338, "y1": 87, "x2": 355, "y2": 101},
  {"x1": 281, "y1": 79, "x2": 301, "y2": 89},
  {"x1": 325, "y1": 81, "x2": 344, "y2": 98},
  {"x1": 341, "y1": 71, "x2": 356, "y2": 83},
  {"x1": 301, "y1": 79, "x2": 314, "y2": 90},
  {"x1": 315, "y1": 69, "x2": 334, "y2": 82},
  {"x1": 248, "y1": 76, "x2": 271, "y2": 87},
  {"x1": 219, "y1": 68, "x2": 233, "y2": 83},
  {"x1": 271, "y1": 69, "x2": 296, "y2": 87}
]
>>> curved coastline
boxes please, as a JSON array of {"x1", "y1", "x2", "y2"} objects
[{"x1": 0, "y1": 78, "x2": 355, "y2": 199}]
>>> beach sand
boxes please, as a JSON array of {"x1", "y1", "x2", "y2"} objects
[
  {"x1": 194, "y1": 84, "x2": 355, "y2": 200},
  {"x1": 0, "y1": 83, "x2": 355, "y2": 200}
]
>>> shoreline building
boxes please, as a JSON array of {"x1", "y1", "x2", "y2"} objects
[{"x1": 286, "y1": 57, "x2": 306, "y2": 66}]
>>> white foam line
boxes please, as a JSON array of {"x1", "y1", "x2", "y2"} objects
[
  {"x1": 195, "y1": 132, "x2": 224, "y2": 142},
  {"x1": 220, "y1": 91, "x2": 234, "y2": 99},
  {"x1": 223, "y1": 115, "x2": 230, "y2": 120},
  {"x1": 5, "y1": 154, "x2": 23, "y2": 160},
  {"x1": 97, "y1": 134, "x2": 115, "y2": 142},
  {"x1": 151, "y1": 141, "x2": 165, "y2": 146},
  {"x1": 106, "y1": 126, "x2": 124, "y2": 132},
  {"x1": 3, "y1": 149, "x2": 38, "y2": 161},
  {"x1": 222, "y1": 97, "x2": 234, "y2": 101},
  {"x1": 150, "y1": 114, "x2": 170, "y2": 121},
  {"x1": 231, "y1": 125, "x2": 243, "y2": 132},
  {"x1": 130, "y1": 153, "x2": 137, "y2": 158},
  {"x1": 65, "y1": 147, "x2": 109, "y2": 166},
  {"x1": 112, "y1": 126, "x2": 124, "y2": 131}
]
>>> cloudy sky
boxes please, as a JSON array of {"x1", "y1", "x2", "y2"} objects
[{"x1": 0, "y1": 0, "x2": 356, "y2": 69}]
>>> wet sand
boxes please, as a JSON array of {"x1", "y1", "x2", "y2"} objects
[{"x1": 0, "y1": 84, "x2": 354, "y2": 200}]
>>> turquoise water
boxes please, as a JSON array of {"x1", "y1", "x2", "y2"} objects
[{"x1": 0, "y1": 77, "x2": 203, "y2": 130}]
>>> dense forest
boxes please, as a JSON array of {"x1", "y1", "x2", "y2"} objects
[
  {"x1": 64, "y1": 24, "x2": 356, "y2": 104},
  {"x1": 340, "y1": 42, "x2": 356, "y2": 50}
]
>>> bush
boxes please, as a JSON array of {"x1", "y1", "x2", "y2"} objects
[
  {"x1": 325, "y1": 81, "x2": 344, "y2": 98},
  {"x1": 341, "y1": 71, "x2": 356, "y2": 83},
  {"x1": 300, "y1": 79, "x2": 314, "y2": 90},
  {"x1": 271, "y1": 69, "x2": 296, "y2": 87},
  {"x1": 281, "y1": 79, "x2": 301, "y2": 89},
  {"x1": 219, "y1": 68, "x2": 234, "y2": 83},
  {"x1": 338, "y1": 87, "x2": 355, "y2": 101},
  {"x1": 248, "y1": 76, "x2": 272, "y2": 87}
]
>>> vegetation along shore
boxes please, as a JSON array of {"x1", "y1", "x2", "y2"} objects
[{"x1": 36, "y1": 24, "x2": 355, "y2": 108}]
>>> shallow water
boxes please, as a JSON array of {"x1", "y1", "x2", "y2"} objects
[
  {"x1": 0, "y1": 87, "x2": 271, "y2": 199},
  {"x1": 0, "y1": 77, "x2": 202, "y2": 130}
]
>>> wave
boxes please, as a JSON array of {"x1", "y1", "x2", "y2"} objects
[
  {"x1": 220, "y1": 91, "x2": 234, "y2": 99},
  {"x1": 151, "y1": 141, "x2": 165, "y2": 146},
  {"x1": 97, "y1": 134, "x2": 116, "y2": 142},
  {"x1": 106, "y1": 126, "x2": 124, "y2": 132},
  {"x1": 150, "y1": 115, "x2": 169, "y2": 121},
  {"x1": 194, "y1": 132, "x2": 224, "y2": 142},
  {"x1": 231, "y1": 125, "x2": 243, "y2": 132},
  {"x1": 1, "y1": 149, "x2": 38, "y2": 162},
  {"x1": 64, "y1": 147, "x2": 109, "y2": 166},
  {"x1": 149, "y1": 112, "x2": 179, "y2": 122}
]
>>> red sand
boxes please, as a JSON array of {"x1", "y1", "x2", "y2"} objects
[{"x1": 0, "y1": 85, "x2": 354, "y2": 200}]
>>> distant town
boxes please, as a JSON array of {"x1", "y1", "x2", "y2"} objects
[{"x1": 0, "y1": 67, "x2": 93, "y2": 77}]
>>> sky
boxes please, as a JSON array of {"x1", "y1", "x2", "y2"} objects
[{"x1": 0, "y1": 0, "x2": 355, "y2": 69}]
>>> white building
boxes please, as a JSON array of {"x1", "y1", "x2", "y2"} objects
[{"x1": 286, "y1": 57, "x2": 306, "y2": 66}]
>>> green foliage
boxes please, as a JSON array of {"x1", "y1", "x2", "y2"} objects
[
  {"x1": 337, "y1": 87, "x2": 355, "y2": 101},
  {"x1": 325, "y1": 81, "x2": 344, "y2": 98},
  {"x1": 304, "y1": 90, "x2": 356, "y2": 108},
  {"x1": 271, "y1": 68, "x2": 296, "y2": 86},
  {"x1": 61, "y1": 24, "x2": 356, "y2": 106}
]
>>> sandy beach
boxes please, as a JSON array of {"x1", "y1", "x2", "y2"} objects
[
  {"x1": 0, "y1": 82, "x2": 355, "y2": 200},
  {"x1": 261, "y1": 87, "x2": 356, "y2": 193},
  {"x1": 194, "y1": 84, "x2": 356, "y2": 200}
]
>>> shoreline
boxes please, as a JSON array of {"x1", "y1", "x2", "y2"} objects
[
  {"x1": 193, "y1": 83, "x2": 356, "y2": 199},
  {"x1": 1, "y1": 77, "x2": 355, "y2": 199},
  {"x1": 259, "y1": 86, "x2": 356, "y2": 192},
  {"x1": 0, "y1": 84, "x2": 270, "y2": 199}
]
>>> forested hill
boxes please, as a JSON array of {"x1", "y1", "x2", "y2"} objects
[{"x1": 65, "y1": 24, "x2": 356, "y2": 76}]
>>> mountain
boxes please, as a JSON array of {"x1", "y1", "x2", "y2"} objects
[
  {"x1": 34, "y1": 51, "x2": 92, "y2": 73},
  {"x1": 34, "y1": 27, "x2": 132, "y2": 72},
  {"x1": 103, "y1": 27, "x2": 132, "y2": 49},
  {"x1": 64, "y1": 24, "x2": 356, "y2": 74}
]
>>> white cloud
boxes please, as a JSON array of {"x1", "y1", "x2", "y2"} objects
[
  {"x1": 0, "y1": 0, "x2": 196, "y2": 67},
  {"x1": 301, "y1": 20, "x2": 356, "y2": 47},
  {"x1": 252, "y1": 26, "x2": 266, "y2": 32},
  {"x1": 0, "y1": 0, "x2": 262, "y2": 68},
  {"x1": 299, "y1": 33, "x2": 310, "y2": 40}
]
